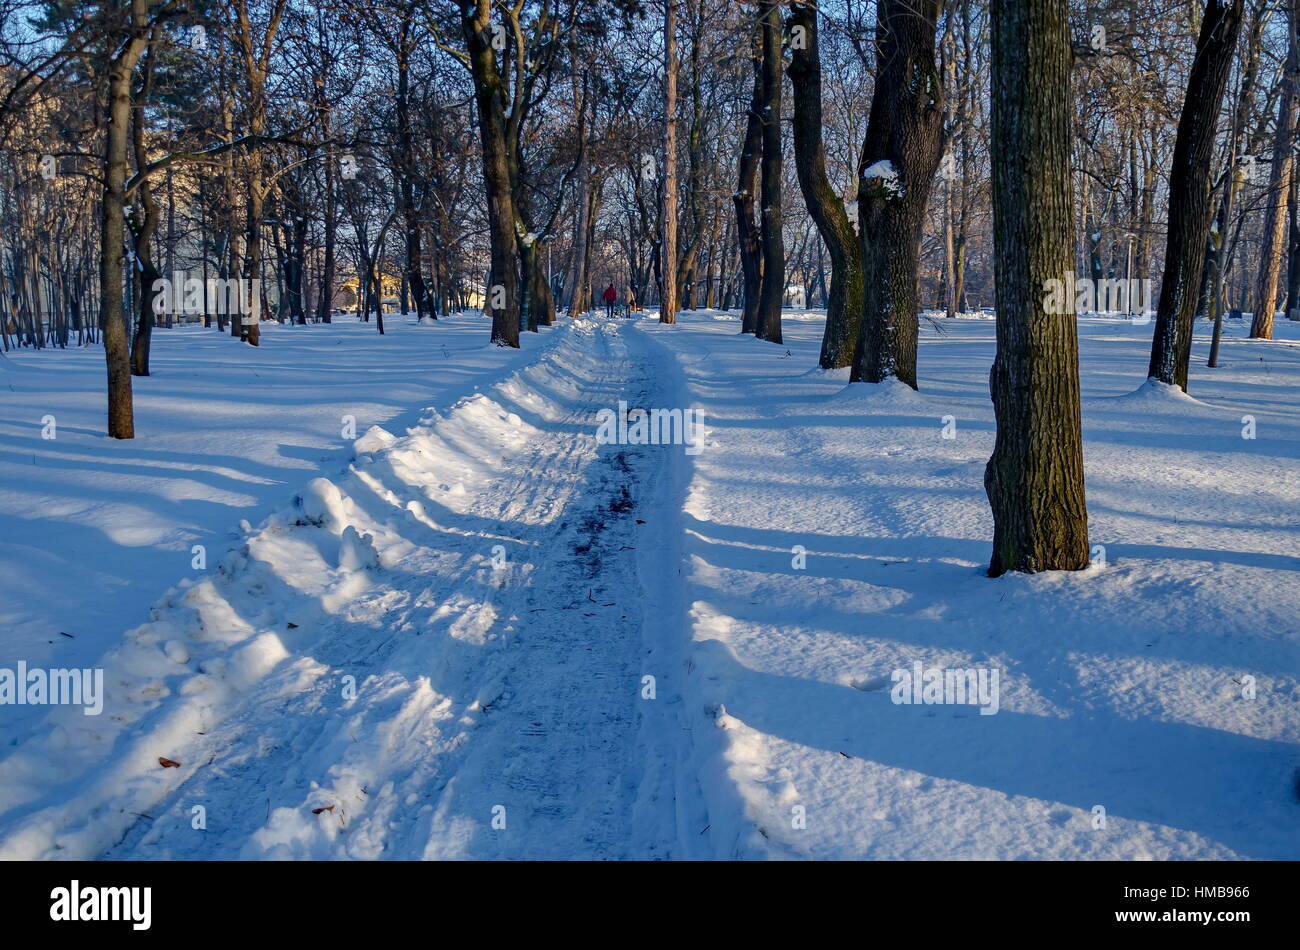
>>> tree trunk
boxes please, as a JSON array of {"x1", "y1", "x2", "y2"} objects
[
  {"x1": 788, "y1": 2, "x2": 860, "y2": 365},
  {"x1": 850, "y1": 0, "x2": 947, "y2": 388},
  {"x1": 568, "y1": 148, "x2": 592, "y2": 316},
  {"x1": 734, "y1": 18, "x2": 764, "y2": 335},
  {"x1": 128, "y1": 36, "x2": 160, "y2": 377},
  {"x1": 660, "y1": 0, "x2": 679, "y2": 324},
  {"x1": 754, "y1": 1, "x2": 784, "y2": 343},
  {"x1": 396, "y1": 19, "x2": 431, "y2": 322},
  {"x1": 1147, "y1": 0, "x2": 1244, "y2": 390},
  {"x1": 463, "y1": 0, "x2": 520, "y2": 346},
  {"x1": 533, "y1": 238, "x2": 556, "y2": 325},
  {"x1": 100, "y1": 1, "x2": 151, "y2": 439},
  {"x1": 984, "y1": 0, "x2": 1089, "y2": 576},
  {"x1": 1285, "y1": 170, "x2": 1300, "y2": 318},
  {"x1": 318, "y1": 116, "x2": 335, "y2": 323},
  {"x1": 1250, "y1": 0, "x2": 1299, "y2": 339}
]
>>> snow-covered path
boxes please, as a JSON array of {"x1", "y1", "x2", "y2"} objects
[
  {"x1": 0, "y1": 320, "x2": 696, "y2": 860},
  {"x1": 3, "y1": 310, "x2": 1297, "y2": 861}
]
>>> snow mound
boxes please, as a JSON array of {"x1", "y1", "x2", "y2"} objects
[
  {"x1": 1095, "y1": 377, "x2": 1216, "y2": 411},
  {"x1": 295, "y1": 477, "x2": 348, "y2": 531},
  {"x1": 338, "y1": 525, "x2": 380, "y2": 572},
  {"x1": 830, "y1": 377, "x2": 929, "y2": 408},
  {"x1": 354, "y1": 425, "x2": 398, "y2": 456}
]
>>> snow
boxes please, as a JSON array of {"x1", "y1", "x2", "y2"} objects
[
  {"x1": 635, "y1": 309, "x2": 1300, "y2": 859},
  {"x1": 0, "y1": 315, "x2": 556, "y2": 752},
  {"x1": 862, "y1": 159, "x2": 904, "y2": 198},
  {"x1": 1, "y1": 308, "x2": 1298, "y2": 859}
]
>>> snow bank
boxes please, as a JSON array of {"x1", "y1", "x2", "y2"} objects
[{"x1": 0, "y1": 317, "x2": 576, "y2": 859}]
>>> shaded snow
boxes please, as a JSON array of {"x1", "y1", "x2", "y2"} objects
[{"x1": 1, "y1": 308, "x2": 1298, "y2": 859}]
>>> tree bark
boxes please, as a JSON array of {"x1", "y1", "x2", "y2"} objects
[
  {"x1": 99, "y1": 0, "x2": 152, "y2": 438},
  {"x1": 660, "y1": 0, "x2": 679, "y2": 324},
  {"x1": 463, "y1": 0, "x2": 520, "y2": 346},
  {"x1": 734, "y1": 18, "x2": 764, "y2": 335},
  {"x1": 851, "y1": 0, "x2": 947, "y2": 388},
  {"x1": 1147, "y1": 0, "x2": 1244, "y2": 390},
  {"x1": 396, "y1": 14, "x2": 431, "y2": 321},
  {"x1": 788, "y1": 2, "x2": 859, "y2": 364},
  {"x1": 754, "y1": 0, "x2": 784, "y2": 343},
  {"x1": 1250, "y1": 0, "x2": 1299, "y2": 339},
  {"x1": 569, "y1": 163, "x2": 592, "y2": 316},
  {"x1": 1285, "y1": 171, "x2": 1300, "y2": 318},
  {"x1": 128, "y1": 32, "x2": 160, "y2": 377},
  {"x1": 984, "y1": 0, "x2": 1089, "y2": 576}
]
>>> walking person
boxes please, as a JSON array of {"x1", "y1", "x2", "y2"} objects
[{"x1": 602, "y1": 283, "x2": 617, "y2": 318}]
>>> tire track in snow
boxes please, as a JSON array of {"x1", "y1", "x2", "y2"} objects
[
  {"x1": 89, "y1": 320, "x2": 688, "y2": 860},
  {"x1": 419, "y1": 320, "x2": 682, "y2": 859}
]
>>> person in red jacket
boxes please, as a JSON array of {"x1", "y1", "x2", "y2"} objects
[{"x1": 602, "y1": 283, "x2": 617, "y2": 317}]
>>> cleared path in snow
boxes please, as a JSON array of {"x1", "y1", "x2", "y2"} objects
[
  {"x1": 407, "y1": 319, "x2": 685, "y2": 859},
  {"x1": 1, "y1": 320, "x2": 697, "y2": 860}
]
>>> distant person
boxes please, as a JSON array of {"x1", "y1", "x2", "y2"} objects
[
  {"x1": 602, "y1": 283, "x2": 617, "y2": 317},
  {"x1": 626, "y1": 288, "x2": 637, "y2": 315}
]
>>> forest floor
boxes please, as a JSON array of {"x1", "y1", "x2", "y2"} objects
[{"x1": 0, "y1": 309, "x2": 1297, "y2": 859}]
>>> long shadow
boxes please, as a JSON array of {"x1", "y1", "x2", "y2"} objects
[
  {"x1": 1104, "y1": 541, "x2": 1300, "y2": 573},
  {"x1": 681, "y1": 516, "x2": 1300, "y2": 698},
  {"x1": 695, "y1": 639, "x2": 1300, "y2": 859},
  {"x1": 1079, "y1": 426, "x2": 1297, "y2": 458},
  {"x1": 1, "y1": 511, "x2": 500, "y2": 848},
  {"x1": 0, "y1": 444, "x2": 290, "y2": 495},
  {"x1": 1085, "y1": 498, "x2": 1300, "y2": 545}
]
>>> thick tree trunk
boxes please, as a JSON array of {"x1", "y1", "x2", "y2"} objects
[
  {"x1": 850, "y1": 0, "x2": 947, "y2": 388},
  {"x1": 463, "y1": 0, "x2": 520, "y2": 346},
  {"x1": 1147, "y1": 0, "x2": 1244, "y2": 390},
  {"x1": 317, "y1": 112, "x2": 335, "y2": 323},
  {"x1": 787, "y1": 2, "x2": 860, "y2": 365},
  {"x1": 220, "y1": 79, "x2": 241, "y2": 338},
  {"x1": 1207, "y1": 224, "x2": 1228, "y2": 366},
  {"x1": 520, "y1": 238, "x2": 541, "y2": 332},
  {"x1": 533, "y1": 238, "x2": 556, "y2": 325},
  {"x1": 951, "y1": 0, "x2": 975, "y2": 315},
  {"x1": 984, "y1": 0, "x2": 1089, "y2": 576},
  {"x1": 244, "y1": 169, "x2": 264, "y2": 346},
  {"x1": 288, "y1": 212, "x2": 307, "y2": 324}
]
